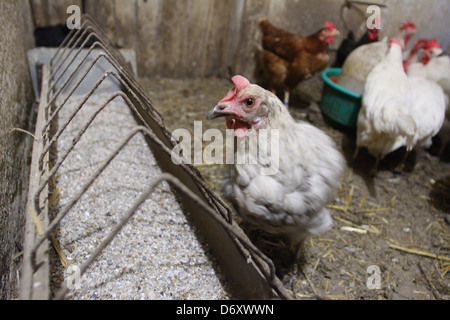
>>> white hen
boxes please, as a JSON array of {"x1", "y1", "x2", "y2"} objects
[
  {"x1": 355, "y1": 38, "x2": 416, "y2": 174},
  {"x1": 207, "y1": 75, "x2": 345, "y2": 259},
  {"x1": 408, "y1": 76, "x2": 446, "y2": 152},
  {"x1": 406, "y1": 39, "x2": 450, "y2": 155},
  {"x1": 406, "y1": 39, "x2": 449, "y2": 84},
  {"x1": 338, "y1": 21, "x2": 416, "y2": 95}
]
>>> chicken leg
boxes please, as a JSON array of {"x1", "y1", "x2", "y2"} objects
[
  {"x1": 394, "y1": 150, "x2": 410, "y2": 173},
  {"x1": 284, "y1": 90, "x2": 290, "y2": 107},
  {"x1": 369, "y1": 156, "x2": 380, "y2": 177},
  {"x1": 271, "y1": 88, "x2": 289, "y2": 107},
  {"x1": 352, "y1": 147, "x2": 360, "y2": 160},
  {"x1": 352, "y1": 147, "x2": 360, "y2": 165},
  {"x1": 293, "y1": 241, "x2": 305, "y2": 264}
]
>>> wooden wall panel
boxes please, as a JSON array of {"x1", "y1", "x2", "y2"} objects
[
  {"x1": 157, "y1": 0, "x2": 187, "y2": 77},
  {"x1": 31, "y1": 0, "x2": 82, "y2": 27},
  {"x1": 136, "y1": 0, "x2": 162, "y2": 78},
  {"x1": 47, "y1": 0, "x2": 80, "y2": 25},
  {"x1": 202, "y1": 0, "x2": 235, "y2": 78},
  {"x1": 180, "y1": 0, "x2": 212, "y2": 78},
  {"x1": 30, "y1": 0, "x2": 50, "y2": 27},
  {"x1": 222, "y1": 0, "x2": 245, "y2": 77},
  {"x1": 232, "y1": 0, "x2": 271, "y2": 79},
  {"x1": 114, "y1": 0, "x2": 137, "y2": 49},
  {"x1": 84, "y1": 0, "x2": 115, "y2": 41},
  {"x1": 29, "y1": 0, "x2": 450, "y2": 79}
]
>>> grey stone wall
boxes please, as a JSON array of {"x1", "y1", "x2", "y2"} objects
[{"x1": 0, "y1": 0, "x2": 35, "y2": 299}]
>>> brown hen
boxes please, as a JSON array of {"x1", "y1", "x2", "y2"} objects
[{"x1": 260, "y1": 19, "x2": 339, "y2": 106}]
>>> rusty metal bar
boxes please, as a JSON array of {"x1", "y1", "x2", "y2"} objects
[
  {"x1": 40, "y1": 40, "x2": 234, "y2": 223},
  {"x1": 49, "y1": 23, "x2": 80, "y2": 67},
  {"x1": 49, "y1": 25, "x2": 96, "y2": 81},
  {"x1": 47, "y1": 32, "x2": 99, "y2": 96},
  {"x1": 53, "y1": 172, "x2": 290, "y2": 300}
]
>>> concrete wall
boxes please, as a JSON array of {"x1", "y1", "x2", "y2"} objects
[
  {"x1": 0, "y1": 0, "x2": 35, "y2": 299},
  {"x1": 30, "y1": 0, "x2": 450, "y2": 80}
]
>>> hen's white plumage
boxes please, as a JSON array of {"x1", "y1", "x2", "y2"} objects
[
  {"x1": 356, "y1": 39, "x2": 416, "y2": 172},
  {"x1": 356, "y1": 39, "x2": 447, "y2": 174},
  {"x1": 225, "y1": 119, "x2": 343, "y2": 240},
  {"x1": 408, "y1": 76, "x2": 446, "y2": 150},
  {"x1": 337, "y1": 41, "x2": 388, "y2": 95},
  {"x1": 406, "y1": 45, "x2": 450, "y2": 154},
  {"x1": 207, "y1": 76, "x2": 345, "y2": 258},
  {"x1": 407, "y1": 55, "x2": 450, "y2": 84},
  {"x1": 337, "y1": 22, "x2": 416, "y2": 95}
]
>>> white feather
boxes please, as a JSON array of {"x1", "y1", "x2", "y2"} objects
[
  {"x1": 408, "y1": 77, "x2": 446, "y2": 149},
  {"x1": 407, "y1": 55, "x2": 450, "y2": 151}
]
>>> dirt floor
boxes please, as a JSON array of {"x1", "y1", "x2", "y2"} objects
[{"x1": 138, "y1": 75, "x2": 450, "y2": 300}]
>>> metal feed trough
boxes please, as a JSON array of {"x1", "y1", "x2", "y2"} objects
[{"x1": 20, "y1": 14, "x2": 292, "y2": 300}]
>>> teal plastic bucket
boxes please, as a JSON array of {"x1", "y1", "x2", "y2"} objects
[{"x1": 321, "y1": 68, "x2": 362, "y2": 128}]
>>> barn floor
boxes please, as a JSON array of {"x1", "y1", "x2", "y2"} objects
[{"x1": 139, "y1": 76, "x2": 450, "y2": 300}]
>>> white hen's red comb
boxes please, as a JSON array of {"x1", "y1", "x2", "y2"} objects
[
  {"x1": 219, "y1": 75, "x2": 251, "y2": 103},
  {"x1": 389, "y1": 37, "x2": 404, "y2": 50},
  {"x1": 400, "y1": 21, "x2": 416, "y2": 31},
  {"x1": 423, "y1": 38, "x2": 441, "y2": 50},
  {"x1": 232, "y1": 75, "x2": 251, "y2": 91}
]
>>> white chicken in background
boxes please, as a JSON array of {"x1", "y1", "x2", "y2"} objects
[
  {"x1": 437, "y1": 89, "x2": 450, "y2": 157},
  {"x1": 402, "y1": 38, "x2": 429, "y2": 70},
  {"x1": 406, "y1": 38, "x2": 448, "y2": 83},
  {"x1": 206, "y1": 75, "x2": 345, "y2": 260},
  {"x1": 354, "y1": 38, "x2": 416, "y2": 175},
  {"x1": 408, "y1": 76, "x2": 446, "y2": 155},
  {"x1": 337, "y1": 21, "x2": 416, "y2": 95},
  {"x1": 406, "y1": 39, "x2": 450, "y2": 156}
]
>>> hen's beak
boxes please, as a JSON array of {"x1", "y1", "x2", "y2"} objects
[
  {"x1": 206, "y1": 104, "x2": 231, "y2": 120},
  {"x1": 433, "y1": 47, "x2": 444, "y2": 57},
  {"x1": 331, "y1": 29, "x2": 340, "y2": 36}
]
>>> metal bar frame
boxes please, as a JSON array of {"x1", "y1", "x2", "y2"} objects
[{"x1": 21, "y1": 14, "x2": 294, "y2": 300}]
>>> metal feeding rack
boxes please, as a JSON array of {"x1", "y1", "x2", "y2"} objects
[{"x1": 21, "y1": 14, "x2": 292, "y2": 300}]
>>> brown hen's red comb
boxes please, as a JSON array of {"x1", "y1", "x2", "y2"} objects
[{"x1": 325, "y1": 21, "x2": 337, "y2": 30}]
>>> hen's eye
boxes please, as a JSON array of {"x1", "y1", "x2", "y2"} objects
[{"x1": 245, "y1": 98, "x2": 255, "y2": 107}]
